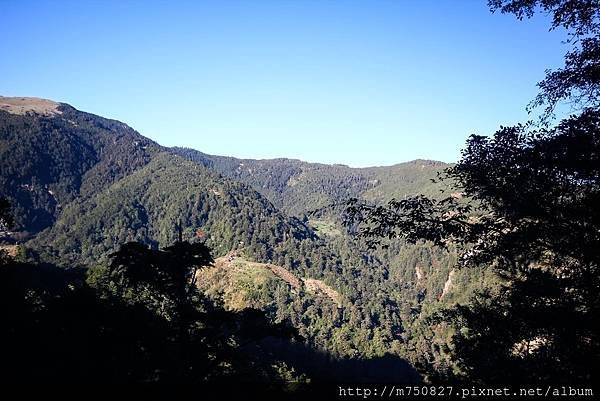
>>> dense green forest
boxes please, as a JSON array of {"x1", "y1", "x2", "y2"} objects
[
  {"x1": 344, "y1": 0, "x2": 600, "y2": 387},
  {"x1": 172, "y1": 147, "x2": 449, "y2": 215},
  {"x1": 0, "y1": 97, "x2": 484, "y2": 388},
  {"x1": 0, "y1": 100, "x2": 482, "y2": 377}
]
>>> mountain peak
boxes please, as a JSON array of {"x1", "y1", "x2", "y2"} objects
[{"x1": 0, "y1": 96, "x2": 61, "y2": 116}]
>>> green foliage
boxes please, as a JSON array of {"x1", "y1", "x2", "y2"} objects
[
  {"x1": 0, "y1": 239, "x2": 311, "y2": 386},
  {"x1": 348, "y1": 115, "x2": 600, "y2": 384},
  {"x1": 346, "y1": 1, "x2": 600, "y2": 385},
  {"x1": 490, "y1": 0, "x2": 600, "y2": 117},
  {"x1": 1, "y1": 102, "x2": 473, "y2": 380},
  {"x1": 0, "y1": 105, "x2": 157, "y2": 236},
  {"x1": 171, "y1": 147, "x2": 474, "y2": 366},
  {"x1": 173, "y1": 147, "x2": 449, "y2": 217}
]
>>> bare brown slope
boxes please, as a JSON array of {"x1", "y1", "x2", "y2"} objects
[
  {"x1": 0, "y1": 96, "x2": 61, "y2": 116},
  {"x1": 197, "y1": 251, "x2": 342, "y2": 309}
]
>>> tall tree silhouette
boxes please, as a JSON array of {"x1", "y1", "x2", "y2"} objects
[
  {"x1": 105, "y1": 240, "x2": 214, "y2": 379},
  {"x1": 101, "y1": 240, "x2": 304, "y2": 383},
  {"x1": 346, "y1": 0, "x2": 600, "y2": 384},
  {"x1": 490, "y1": 0, "x2": 600, "y2": 117}
]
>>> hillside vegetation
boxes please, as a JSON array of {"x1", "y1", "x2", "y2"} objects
[
  {"x1": 0, "y1": 97, "x2": 489, "y2": 383},
  {"x1": 173, "y1": 147, "x2": 450, "y2": 218}
]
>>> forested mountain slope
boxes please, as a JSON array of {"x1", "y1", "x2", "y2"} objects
[
  {"x1": 0, "y1": 98, "x2": 158, "y2": 237},
  {"x1": 29, "y1": 152, "x2": 315, "y2": 265},
  {"x1": 173, "y1": 147, "x2": 450, "y2": 218},
  {"x1": 0, "y1": 96, "x2": 486, "y2": 375},
  {"x1": 170, "y1": 147, "x2": 482, "y2": 366}
]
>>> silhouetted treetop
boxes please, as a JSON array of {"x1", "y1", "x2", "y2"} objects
[
  {"x1": 489, "y1": 0, "x2": 600, "y2": 35},
  {"x1": 107, "y1": 241, "x2": 213, "y2": 308},
  {"x1": 344, "y1": 1, "x2": 600, "y2": 384},
  {"x1": 347, "y1": 108, "x2": 600, "y2": 269},
  {"x1": 490, "y1": 0, "x2": 600, "y2": 116}
]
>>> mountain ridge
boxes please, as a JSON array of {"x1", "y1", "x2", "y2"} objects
[
  {"x1": 174, "y1": 147, "x2": 446, "y2": 170},
  {"x1": 0, "y1": 95, "x2": 476, "y2": 365},
  {"x1": 0, "y1": 95, "x2": 448, "y2": 170},
  {"x1": 173, "y1": 147, "x2": 449, "y2": 218}
]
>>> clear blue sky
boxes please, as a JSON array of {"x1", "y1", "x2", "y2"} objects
[{"x1": 1, "y1": 0, "x2": 566, "y2": 167}]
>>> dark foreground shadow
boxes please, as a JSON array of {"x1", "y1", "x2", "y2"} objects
[
  {"x1": 0, "y1": 254, "x2": 419, "y2": 392},
  {"x1": 254, "y1": 336, "x2": 420, "y2": 383}
]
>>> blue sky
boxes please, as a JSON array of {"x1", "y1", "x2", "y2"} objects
[{"x1": 1, "y1": 0, "x2": 566, "y2": 166}]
